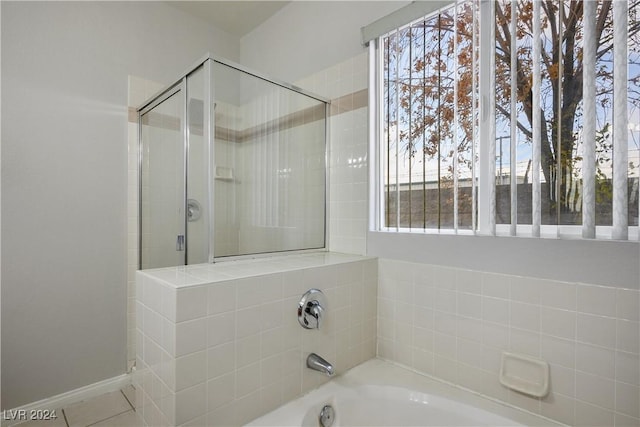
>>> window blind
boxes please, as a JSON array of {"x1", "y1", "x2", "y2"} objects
[{"x1": 374, "y1": 0, "x2": 640, "y2": 241}]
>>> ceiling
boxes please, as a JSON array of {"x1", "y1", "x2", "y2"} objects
[{"x1": 166, "y1": 1, "x2": 290, "y2": 37}]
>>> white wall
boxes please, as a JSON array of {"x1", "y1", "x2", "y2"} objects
[
  {"x1": 1, "y1": 1, "x2": 239, "y2": 409},
  {"x1": 240, "y1": 1, "x2": 407, "y2": 83}
]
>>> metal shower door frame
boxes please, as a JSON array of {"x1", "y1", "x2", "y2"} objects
[
  {"x1": 137, "y1": 80, "x2": 188, "y2": 269},
  {"x1": 137, "y1": 60, "x2": 215, "y2": 269},
  {"x1": 138, "y1": 55, "x2": 329, "y2": 268}
]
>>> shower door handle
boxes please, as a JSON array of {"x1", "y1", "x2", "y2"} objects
[{"x1": 176, "y1": 234, "x2": 185, "y2": 251}]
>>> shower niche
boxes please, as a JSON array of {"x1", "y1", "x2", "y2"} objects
[{"x1": 138, "y1": 57, "x2": 328, "y2": 269}]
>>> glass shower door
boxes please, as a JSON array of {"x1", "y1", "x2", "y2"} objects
[
  {"x1": 140, "y1": 87, "x2": 186, "y2": 269},
  {"x1": 138, "y1": 57, "x2": 327, "y2": 267},
  {"x1": 212, "y1": 61, "x2": 326, "y2": 258}
]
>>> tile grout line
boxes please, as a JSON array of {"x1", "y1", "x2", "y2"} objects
[
  {"x1": 83, "y1": 409, "x2": 131, "y2": 427},
  {"x1": 119, "y1": 389, "x2": 134, "y2": 412},
  {"x1": 61, "y1": 409, "x2": 69, "y2": 427}
]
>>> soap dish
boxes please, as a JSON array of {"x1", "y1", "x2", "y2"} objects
[{"x1": 499, "y1": 352, "x2": 550, "y2": 398}]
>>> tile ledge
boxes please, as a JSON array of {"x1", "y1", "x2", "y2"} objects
[{"x1": 137, "y1": 251, "x2": 375, "y2": 288}]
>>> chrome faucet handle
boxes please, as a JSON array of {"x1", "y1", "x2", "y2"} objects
[
  {"x1": 298, "y1": 289, "x2": 327, "y2": 329},
  {"x1": 305, "y1": 300, "x2": 323, "y2": 329}
]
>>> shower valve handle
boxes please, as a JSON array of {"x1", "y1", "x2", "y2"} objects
[
  {"x1": 304, "y1": 300, "x2": 324, "y2": 329},
  {"x1": 298, "y1": 289, "x2": 328, "y2": 330}
]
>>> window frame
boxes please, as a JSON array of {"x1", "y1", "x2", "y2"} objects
[{"x1": 369, "y1": 0, "x2": 640, "y2": 242}]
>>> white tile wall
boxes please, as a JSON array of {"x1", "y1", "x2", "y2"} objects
[
  {"x1": 135, "y1": 253, "x2": 377, "y2": 426},
  {"x1": 294, "y1": 52, "x2": 369, "y2": 256},
  {"x1": 377, "y1": 258, "x2": 640, "y2": 427}
]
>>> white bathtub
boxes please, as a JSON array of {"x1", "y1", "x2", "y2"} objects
[{"x1": 247, "y1": 359, "x2": 562, "y2": 427}]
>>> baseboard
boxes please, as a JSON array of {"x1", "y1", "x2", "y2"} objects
[{"x1": 1, "y1": 373, "x2": 131, "y2": 427}]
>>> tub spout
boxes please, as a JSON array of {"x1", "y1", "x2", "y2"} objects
[{"x1": 307, "y1": 353, "x2": 334, "y2": 376}]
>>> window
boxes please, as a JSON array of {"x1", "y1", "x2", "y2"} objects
[{"x1": 372, "y1": 0, "x2": 640, "y2": 240}]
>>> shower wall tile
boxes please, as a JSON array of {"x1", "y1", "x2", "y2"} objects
[
  {"x1": 294, "y1": 52, "x2": 369, "y2": 256},
  {"x1": 135, "y1": 253, "x2": 377, "y2": 426},
  {"x1": 377, "y1": 257, "x2": 640, "y2": 427}
]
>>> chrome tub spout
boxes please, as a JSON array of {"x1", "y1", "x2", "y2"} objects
[{"x1": 307, "y1": 353, "x2": 334, "y2": 376}]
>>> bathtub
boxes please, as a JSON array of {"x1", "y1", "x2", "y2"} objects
[{"x1": 247, "y1": 359, "x2": 562, "y2": 427}]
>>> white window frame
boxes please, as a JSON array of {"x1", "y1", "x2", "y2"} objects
[{"x1": 369, "y1": 0, "x2": 639, "y2": 242}]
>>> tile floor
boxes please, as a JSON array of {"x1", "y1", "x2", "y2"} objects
[{"x1": 16, "y1": 386, "x2": 138, "y2": 427}]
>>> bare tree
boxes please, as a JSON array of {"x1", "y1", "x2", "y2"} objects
[{"x1": 385, "y1": 0, "x2": 640, "y2": 224}]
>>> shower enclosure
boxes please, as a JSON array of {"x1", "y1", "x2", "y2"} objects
[{"x1": 138, "y1": 56, "x2": 328, "y2": 269}]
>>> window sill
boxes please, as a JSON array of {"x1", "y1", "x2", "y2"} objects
[
  {"x1": 375, "y1": 224, "x2": 639, "y2": 241},
  {"x1": 367, "y1": 230, "x2": 639, "y2": 289}
]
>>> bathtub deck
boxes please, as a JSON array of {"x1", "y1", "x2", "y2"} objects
[{"x1": 138, "y1": 251, "x2": 374, "y2": 288}]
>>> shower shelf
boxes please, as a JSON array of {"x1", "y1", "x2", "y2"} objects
[{"x1": 214, "y1": 166, "x2": 234, "y2": 181}]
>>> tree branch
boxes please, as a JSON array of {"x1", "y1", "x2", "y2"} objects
[{"x1": 495, "y1": 103, "x2": 533, "y2": 140}]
